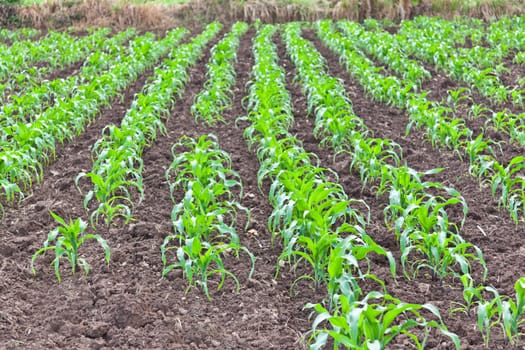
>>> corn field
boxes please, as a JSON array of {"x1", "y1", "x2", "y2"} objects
[{"x1": 1, "y1": 17, "x2": 525, "y2": 349}]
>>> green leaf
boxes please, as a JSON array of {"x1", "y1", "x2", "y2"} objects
[{"x1": 49, "y1": 210, "x2": 67, "y2": 227}]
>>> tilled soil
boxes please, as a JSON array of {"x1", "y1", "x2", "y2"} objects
[{"x1": 1, "y1": 25, "x2": 524, "y2": 350}]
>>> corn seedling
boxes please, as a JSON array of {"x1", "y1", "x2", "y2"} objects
[
  {"x1": 161, "y1": 134, "x2": 254, "y2": 300},
  {"x1": 450, "y1": 274, "x2": 485, "y2": 317},
  {"x1": 306, "y1": 290, "x2": 460, "y2": 350},
  {"x1": 161, "y1": 235, "x2": 249, "y2": 301},
  {"x1": 31, "y1": 211, "x2": 110, "y2": 282}
]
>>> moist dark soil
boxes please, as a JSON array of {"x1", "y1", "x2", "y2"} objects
[{"x1": 1, "y1": 25, "x2": 524, "y2": 350}]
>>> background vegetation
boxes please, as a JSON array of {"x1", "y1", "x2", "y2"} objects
[{"x1": 0, "y1": 0, "x2": 523, "y2": 30}]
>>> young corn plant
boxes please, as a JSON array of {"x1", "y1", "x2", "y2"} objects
[
  {"x1": 162, "y1": 235, "x2": 248, "y2": 300},
  {"x1": 76, "y1": 155, "x2": 141, "y2": 227},
  {"x1": 268, "y1": 166, "x2": 385, "y2": 289},
  {"x1": 161, "y1": 134, "x2": 254, "y2": 300},
  {"x1": 487, "y1": 157, "x2": 525, "y2": 224},
  {"x1": 31, "y1": 211, "x2": 110, "y2": 282},
  {"x1": 166, "y1": 134, "x2": 243, "y2": 201},
  {"x1": 452, "y1": 277, "x2": 525, "y2": 346},
  {"x1": 401, "y1": 225, "x2": 486, "y2": 284},
  {"x1": 477, "y1": 286, "x2": 505, "y2": 347},
  {"x1": 501, "y1": 277, "x2": 525, "y2": 346},
  {"x1": 325, "y1": 230, "x2": 396, "y2": 303},
  {"x1": 450, "y1": 274, "x2": 485, "y2": 317},
  {"x1": 306, "y1": 290, "x2": 460, "y2": 350}
]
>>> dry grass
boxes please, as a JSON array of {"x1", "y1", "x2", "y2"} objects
[
  {"x1": 424, "y1": 0, "x2": 524, "y2": 18},
  {"x1": 16, "y1": 0, "x2": 183, "y2": 29},
  {"x1": 3, "y1": 0, "x2": 525, "y2": 30}
]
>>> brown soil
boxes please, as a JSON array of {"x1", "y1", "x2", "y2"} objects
[{"x1": 1, "y1": 25, "x2": 524, "y2": 350}]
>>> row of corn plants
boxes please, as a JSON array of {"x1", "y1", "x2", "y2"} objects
[
  {"x1": 287, "y1": 20, "x2": 484, "y2": 287},
  {"x1": 315, "y1": 20, "x2": 525, "y2": 347},
  {"x1": 0, "y1": 27, "x2": 39, "y2": 42},
  {"x1": 415, "y1": 16, "x2": 525, "y2": 147},
  {"x1": 396, "y1": 15, "x2": 484, "y2": 48},
  {"x1": 245, "y1": 23, "x2": 458, "y2": 349},
  {"x1": 0, "y1": 28, "x2": 137, "y2": 130},
  {"x1": 287, "y1": 27, "x2": 490, "y2": 347},
  {"x1": 319, "y1": 19, "x2": 525, "y2": 224},
  {"x1": 245, "y1": 23, "x2": 378, "y2": 289},
  {"x1": 161, "y1": 134, "x2": 254, "y2": 300},
  {"x1": 30, "y1": 24, "x2": 220, "y2": 282},
  {"x1": 475, "y1": 104, "x2": 525, "y2": 147},
  {"x1": 486, "y1": 16, "x2": 525, "y2": 51},
  {"x1": 436, "y1": 86, "x2": 525, "y2": 148},
  {"x1": 76, "y1": 23, "x2": 221, "y2": 227},
  {"x1": 397, "y1": 16, "x2": 496, "y2": 66},
  {"x1": 191, "y1": 21, "x2": 249, "y2": 126},
  {"x1": 408, "y1": 15, "x2": 525, "y2": 63},
  {"x1": 0, "y1": 28, "x2": 110, "y2": 89},
  {"x1": 401, "y1": 15, "x2": 525, "y2": 77},
  {"x1": 332, "y1": 22, "x2": 525, "y2": 222},
  {"x1": 342, "y1": 19, "x2": 430, "y2": 87},
  {"x1": 485, "y1": 15, "x2": 525, "y2": 66},
  {"x1": 394, "y1": 17, "x2": 524, "y2": 107},
  {"x1": 0, "y1": 28, "x2": 132, "y2": 105},
  {"x1": 341, "y1": 19, "x2": 525, "y2": 150},
  {"x1": 0, "y1": 28, "x2": 188, "y2": 212},
  {"x1": 161, "y1": 24, "x2": 254, "y2": 299}
]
